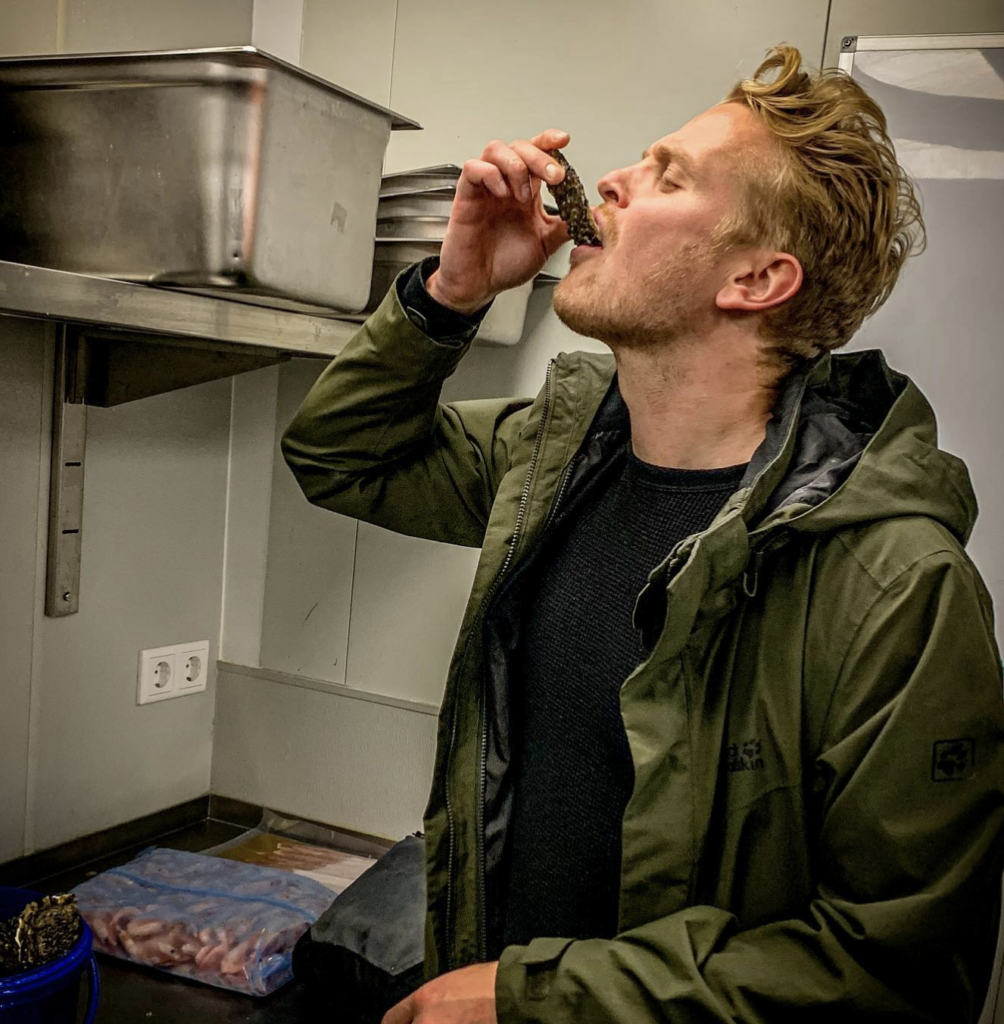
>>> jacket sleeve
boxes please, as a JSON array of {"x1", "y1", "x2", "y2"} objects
[
  {"x1": 281, "y1": 282, "x2": 533, "y2": 548},
  {"x1": 496, "y1": 549, "x2": 1004, "y2": 1023}
]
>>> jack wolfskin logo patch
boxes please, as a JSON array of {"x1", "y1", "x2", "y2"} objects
[
  {"x1": 726, "y1": 739, "x2": 765, "y2": 773},
  {"x1": 932, "y1": 739, "x2": 975, "y2": 782}
]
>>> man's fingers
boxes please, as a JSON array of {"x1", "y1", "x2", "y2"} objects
[
  {"x1": 510, "y1": 139, "x2": 565, "y2": 189},
  {"x1": 460, "y1": 158, "x2": 510, "y2": 200},
  {"x1": 482, "y1": 139, "x2": 533, "y2": 202},
  {"x1": 465, "y1": 131, "x2": 570, "y2": 204},
  {"x1": 381, "y1": 993, "x2": 415, "y2": 1024},
  {"x1": 529, "y1": 127, "x2": 570, "y2": 152}
]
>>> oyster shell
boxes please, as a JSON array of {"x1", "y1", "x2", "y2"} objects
[
  {"x1": 547, "y1": 150, "x2": 602, "y2": 248},
  {"x1": 0, "y1": 893, "x2": 81, "y2": 976}
]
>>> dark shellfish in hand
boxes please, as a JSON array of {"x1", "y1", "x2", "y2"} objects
[{"x1": 547, "y1": 150, "x2": 602, "y2": 248}]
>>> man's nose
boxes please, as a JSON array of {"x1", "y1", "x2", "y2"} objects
[{"x1": 596, "y1": 165, "x2": 634, "y2": 208}]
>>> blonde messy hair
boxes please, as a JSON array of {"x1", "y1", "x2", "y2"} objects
[{"x1": 720, "y1": 44, "x2": 925, "y2": 362}]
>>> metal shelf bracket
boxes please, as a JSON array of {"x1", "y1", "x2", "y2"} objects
[
  {"x1": 46, "y1": 327, "x2": 88, "y2": 617},
  {"x1": 42, "y1": 323, "x2": 289, "y2": 617}
]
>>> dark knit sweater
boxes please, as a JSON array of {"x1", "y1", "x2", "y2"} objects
[{"x1": 501, "y1": 450, "x2": 747, "y2": 948}]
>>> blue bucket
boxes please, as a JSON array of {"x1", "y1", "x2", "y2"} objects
[{"x1": 0, "y1": 887, "x2": 99, "y2": 1024}]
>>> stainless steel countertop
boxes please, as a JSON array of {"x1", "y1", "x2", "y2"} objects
[{"x1": 0, "y1": 260, "x2": 358, "y2": 357}]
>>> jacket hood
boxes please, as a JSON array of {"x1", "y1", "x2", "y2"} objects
[
  {"x1": 569, "y1": 347, "x2": 978, "y2": 549},
  {"x1": 745, "y1": 349, "x2": 978, "y2": 547}
]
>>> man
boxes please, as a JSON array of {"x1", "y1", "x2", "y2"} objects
[{"x1": 283, "y1": 45, "x2": 1004, "y2": 1023}]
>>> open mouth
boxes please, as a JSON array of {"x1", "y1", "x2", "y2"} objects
[{"x1": 571, "y1": 211, "x2": 605, "y2": 258}]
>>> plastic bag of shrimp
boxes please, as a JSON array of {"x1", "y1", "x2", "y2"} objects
[{"x1": 73, "y1": 846, "x2": 335, "y2": 995}]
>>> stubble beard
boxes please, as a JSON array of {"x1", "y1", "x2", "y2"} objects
[{"x1": 552, "y1": 241, "x2": 719, "y2": 351}]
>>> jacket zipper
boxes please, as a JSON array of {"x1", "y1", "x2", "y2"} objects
[
  {"x1": 497, "y1": 360, "x2": 556, "y2": 582},
  {"x1": 545, "y1": 460, "x2": 573, "y2": 530},
  {"x1": 444, "y1": 360, "x2": 556, "y2": 969}
]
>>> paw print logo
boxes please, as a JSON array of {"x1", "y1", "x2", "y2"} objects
[
  {"x1": 742, "y1": 739, "x2": 761, "y2": 760},
  {"x1": 932, "y1": 739, "x2": 975, "y2": 782}
]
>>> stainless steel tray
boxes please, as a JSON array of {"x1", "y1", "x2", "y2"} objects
[
  {"x1": 380, "y1": 165, "x2": 462, "y2": 197},
  {"x1": 375, "y1": 217, "x2": 450, "y2": 240},
  {"x1": 378, "y1": 194, "x2": 456, "y2": 220},
  {"x1": 0, "y1": 47, "x2": 420, "y2": 313},
  {"x1": 377, "y1": 193, "x2": 557, "y2": 222},
  {"x1": 373, "y1": 240, "x2": 443, "y2": 260}
]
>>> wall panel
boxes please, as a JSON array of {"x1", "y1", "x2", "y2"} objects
[{"x1": 211, "y1": 664, "x2": 437, "y2": 839}]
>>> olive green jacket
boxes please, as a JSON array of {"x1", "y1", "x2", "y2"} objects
[{"x1": 282, "y1": 285, "x2": 1004, "y2": 1023}]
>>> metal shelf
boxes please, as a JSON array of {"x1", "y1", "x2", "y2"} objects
[{"x1": 0, "y1": 259, "x2": 359, "y2": 361}]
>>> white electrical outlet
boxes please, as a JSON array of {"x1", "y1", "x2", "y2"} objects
[
  {"x1": 177, "y1": 641, "x2": 210, "y2": 694},
  {"x1": 137, "y1": 645, "x2": 178, "y2": 704},
  {"x1": 137, "y1": 640, "x2": 210, "y2": 704}
]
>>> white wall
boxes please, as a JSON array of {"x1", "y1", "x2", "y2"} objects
[
  {"x1": 28, "y1": 367, "x2": 231, "y2": 851},
  {"x1": 1, "y1": 0, "x2": 254, "y2": 57},
  {"x1": 0, "y1": 320, "x2": 232, "y2": 855},
  {"x1": 0, "y1": 0, "x2": 255, "y2": 859},
  {"x1": 258, "y1": 359, "x2": 357, "y2": 682},
  {"x1": 219, "y1": 367, "x2": 279, "y2": 668},
  {"x1": 300, "y1": 0, "x2": 396, "y2": 103},
  {"x1": 0, "y1": 0, "x2": 60, "y2": 55},
  {"x1": 251, "y1": 0, "x2": 303, "y2": 64}
]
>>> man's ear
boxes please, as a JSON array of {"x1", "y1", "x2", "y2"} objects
[{"x1": 716, "y1": 251, "x2": 803, "y2": 312}]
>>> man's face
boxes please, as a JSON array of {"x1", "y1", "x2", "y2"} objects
[{"x1": 553, "y1": 102, "x2": 770, "y2": 348}]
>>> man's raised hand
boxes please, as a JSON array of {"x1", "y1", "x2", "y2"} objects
[{"x1": 426, "y1": 129, "x2": 573, "y2": 314}]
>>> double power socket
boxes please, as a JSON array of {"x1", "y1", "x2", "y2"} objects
[{"x1": 137, "y1": 641, "x2": 210, "y2": 705}]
